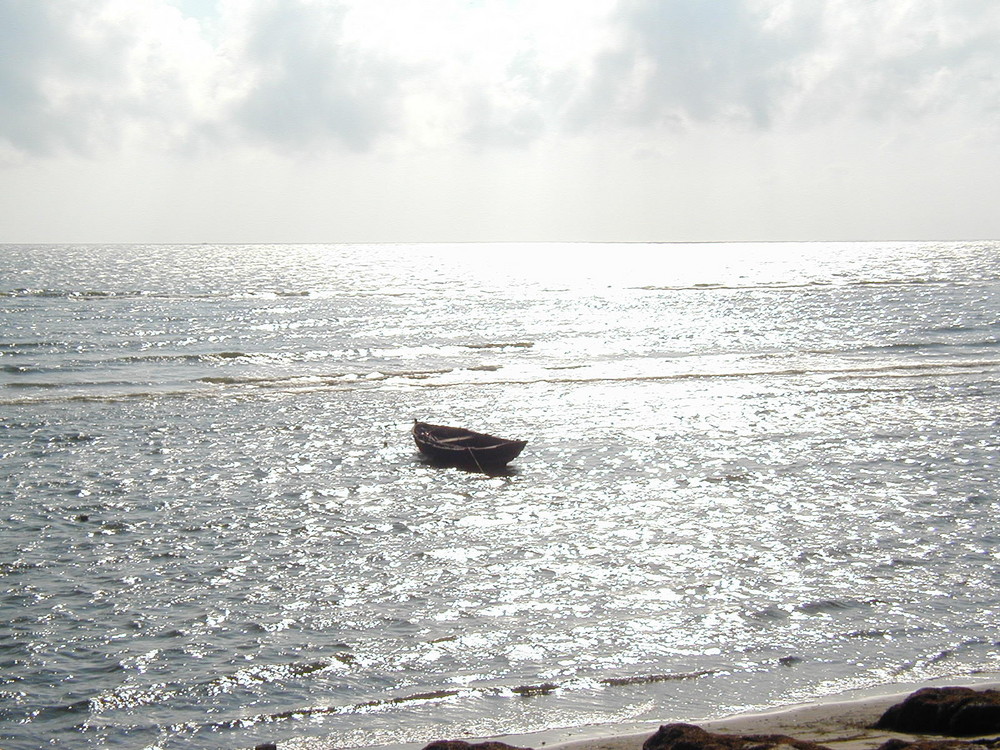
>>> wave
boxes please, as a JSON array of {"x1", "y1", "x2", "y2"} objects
[
  {"x1": 465, "y1": 342, "x2": 535, "y2": 350},
  {"x1": 5, "y1": 272, "x2": 988, "y2": 303},
  {"x1": 4, "y1": 357, "x2": 998, "y2": 406},
  {"x1": 118, "y1": 351, "x2": 275, "y2": 365},
  {"x1": 888, "y1": 637, "x2": 998, "y2": 678},
  {"x1": 599, "y1": 669, "x2": 719, "y2": 687},
  {"x1": 59, "y1": 657, "x2": 723, "y2": 744},
  {"x1": 3, "y1": 380, "x2": 65, "y2": 389},
  {"x1": 0, "y1": 340, "x2": 63, "y2": 350},
  {"x1": 796, "y1": 597, "x2": 885, "y2": 615},
  {"x1": 0, "y1": 351, "x2": 281, "y2": 374},
  {"x1": 159, "y1": 667, "x2": 723, "y2": 736},
  {"x1": 399, "y1": 358, "x2": 1000, "y2": 390},
  {"x1": 0, "y1": 288, "x2": 323, "y2": 301},
  {"x1": 632, "y1": 278, "x2": 973, "y2": 293},
  {"x1": 859, "y1": 330, "x2": 999, "y2": 353},
  {"x1": 1, "y1": 343, "x2": 535, "y2": 371},
  {"x1": 1, "y1": 288, "x2": 207, "y2": 300},
  {"x1": 0, "y1": 388, "x2": 199, "y2": 406}
]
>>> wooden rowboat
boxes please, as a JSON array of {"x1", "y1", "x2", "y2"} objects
[{"x1": 412, "y1": 421, "x2": 527, "y2": 469}]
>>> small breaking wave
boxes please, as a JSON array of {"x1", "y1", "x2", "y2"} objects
[
  {"x1": 0, "y1": 288, "x2": 319, "y2": 300},
  {"x1": 5, "y1": 356, "x2": 998, "y2": 406},
  {"x1": 465, "y1": 342, "x2": 535, "y2": 350},
  {"x1": 632, "y1": 278, "x2": 962, "y2": 293},
  {"x1": 599, "y1": 669, "x2": 720, "y2": 686},
  {"x1": 179, "y1": 667, "x2": 722, "y2": 736}
]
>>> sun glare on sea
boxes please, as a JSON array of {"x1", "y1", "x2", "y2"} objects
[{"x1": 452, "y1": 242, "x2": 758, "y2": 292}]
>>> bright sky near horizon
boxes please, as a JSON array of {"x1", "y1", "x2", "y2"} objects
[{"x1": 2, "y1": 0, "x2": 999, "y2": 243}]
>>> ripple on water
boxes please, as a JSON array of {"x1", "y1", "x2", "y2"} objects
[{"x1": 2, "y1": 242, "x2": 999, "y2": 749}]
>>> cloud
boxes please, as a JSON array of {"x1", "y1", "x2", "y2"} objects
[
  {"x1": 567, "y1": 0, "x2": 818, "y2": 130},
  {"x1": 0, "y1": 1, "x2": 139, "y2": 157},
  {"x1": 1, "y1": 0, "x2": 999, "y2": 165},
  {"x1": 0, "y1": 2, "x2": 60, "y2": 155},
  {"x1": 0, "y1": 0, "x2": 617, "y2": 159},
  {"x1": 804, "y1": 1, "x2": 1000, "y2": 125},
  {"x1": 0, "y1": 1, "x2": 228, "y2": 160},
  {"x1": 226, "y1": 0, "x2": 408, "y2": 152},
  {"x1": 566, "y1": 0, "x2": 1000, "y2": 137}
]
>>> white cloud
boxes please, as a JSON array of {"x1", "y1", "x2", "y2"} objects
[
  {"x1": 0, "y1": 0, "x2": 620, "y2": 158},
  {"x1": 564, "y1": 0, "x2": 1000, "y2": 137},
  {"x1": 222, "y1": 0, "x2": 406, "y2": 152},
  {"x1": 570, "y1": 0, "x2": 817, "y2": 129},
  {"x1": 784, "y1": 1, "x2": 1000, "y2": 128},
  {"x1": 0, "y1": 0, "x2": 230, "y2": 161},
  {"x1": 4, "y1": 0, "x2": 1000, "y2": 158}
]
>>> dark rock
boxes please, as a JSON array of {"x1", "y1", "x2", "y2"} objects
[
  {"x1": 876, "y1": 738, "x2": 1000, "y2": 750},
  {"x1": 423, "y1": 742, "x2": 531, "y2": 750},
  {"x1": 951, "y1": 701, "x2": 1000, "y2": 738},
  {"x1": 642, "y1": 723, "x2": 833, "y2": 750},
  {"x1": 874, "y1": 688, "x2": 1000, "y2": 736}
]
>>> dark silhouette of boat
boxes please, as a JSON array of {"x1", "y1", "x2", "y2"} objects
[{"x1": 412, "y1": 421, "x2": 527, "y2": 469}]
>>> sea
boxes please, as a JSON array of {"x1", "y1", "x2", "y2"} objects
[{"x1": 2, "y1": 241, "x2": 999, "y2": 750}]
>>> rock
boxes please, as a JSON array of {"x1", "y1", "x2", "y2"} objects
[
  {"x1": 423, "y1": 742, "x2": 531, "y2": 750},
  {"x1": 874, "y1": 688, "x2": 1000, "y2": 736},
  {"x1": 951, "y1": 701, "x2": 1000, "y2": 738},
  {"x1": 876, "y1": 739, "x2": 1000, "y2": 750},
  {"x1": 641, "y1": 723, "x2": 833, "y2": 750}
]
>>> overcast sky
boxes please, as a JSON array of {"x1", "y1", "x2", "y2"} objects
[{"x1": 2, "y1": 0, "x2": 999, "y2": 243}]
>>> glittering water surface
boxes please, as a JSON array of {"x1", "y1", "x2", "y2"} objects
[{"x1": 2, "y1": 242, "x2": 999, "y2": 750}]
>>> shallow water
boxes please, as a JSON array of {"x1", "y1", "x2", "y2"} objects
[{"x1": 2, "y1": 242, "x2": 999, "y2": 749}]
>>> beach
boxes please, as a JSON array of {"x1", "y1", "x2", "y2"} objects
[
  {"x1": 421, "y1": 678, "x2": 1000, "y2": 750},
  {"x1": 267, "y1": 678, "x2": 1000, "y2": 750}
]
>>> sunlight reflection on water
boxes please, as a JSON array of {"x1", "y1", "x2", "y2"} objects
[{"x1": 2, "y1": 242, "x2": 999, "y2": 749}]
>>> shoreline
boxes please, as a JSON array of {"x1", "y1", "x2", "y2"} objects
[
  {"x1": 443, "y1": 675, "x2": 1000, "y2": 750},
  {"x1": 282, "y1": 675, "x2": 1000, "y2": 750}
]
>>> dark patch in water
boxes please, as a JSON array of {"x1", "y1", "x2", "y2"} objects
[
  {"x1": 600, "y1": 669, "x2": 718, "y2": 686},
  {"x1": 511, "y1": 683, "x2": 558, "y2": 696},
  {"x1": 465, "y1": 342, "x2": 534, "y2": 349},
  {"x1": 845, "y1": 629, "x2": 891, "y2": 639}
]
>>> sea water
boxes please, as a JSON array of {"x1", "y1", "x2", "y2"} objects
[{"x1": 1, "y1": 242, "x2": 998, "y2": 750}]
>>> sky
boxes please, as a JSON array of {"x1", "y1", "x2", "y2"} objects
[{"x1": 1, "y1": 0, "x2": 999, "y2": 243}]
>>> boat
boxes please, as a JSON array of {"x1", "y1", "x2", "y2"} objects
[{"x1": 412, "y1": 421, "x2": 527, "y2": 469}]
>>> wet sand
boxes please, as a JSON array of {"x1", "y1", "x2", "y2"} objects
[
  {"x1": 546, "y1": 676, "x2": 1000, "y2": 750},
  {"x1": 509, "y1": 677, "x2": 1000, "y2": 750},
  {"x1": 281, "y1": 677, "x2": 1000, "y2": 750}
]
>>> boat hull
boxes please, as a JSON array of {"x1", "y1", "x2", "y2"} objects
[{"x1": 412, "y1": 422, "x2": 527, "y2": 469}]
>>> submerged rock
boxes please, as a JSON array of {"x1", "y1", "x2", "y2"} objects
[
  {"x1": 641, "y1": 722, "x2": 833, "y2": 750},
  {"x1": 874, "y1": 687, "x2": 1000, "y2": 736}
]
